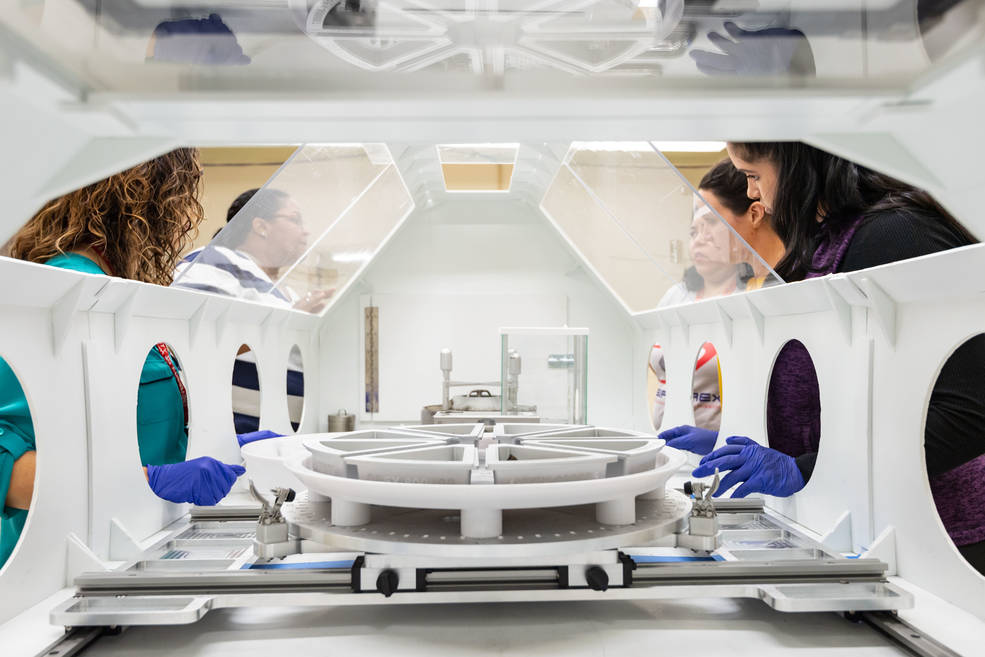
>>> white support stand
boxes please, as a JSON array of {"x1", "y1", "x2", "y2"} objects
[
  {"x1": 109, "y1": 518, "x2": 163, "y2": 562},
  {"x1": 822, "y1": 279, "x2": 853, "y2": 344},
  {"x1": 331, "y1": 499, "x2": 371, "y2": 527},
  {"x1": 595, "y1": 497, "x2": 635, "y2": 526},
  {"x1": 460, "y1": 507, "x2": 503, "y2": 538},
  {"x1": 50, "y1": 281, "x2": 85, "y2": 355},
  {"x1": 65, "y1": 533, "x2": 109, "y2": 584},
  {"x1": 820, "y1": 511, "x2": 854, "y2": 554},
  {"x1": 863, "y1": 526, "x2": 899, "y2": 576},
  {"x1": 113, "y1": 285, "x2": 140, "y2": 353},
  {"x1": 716, "y1": 304, "x2": 734, "y2": 348},
  {"x1": 744, "y1": 296, "x2": 765, "y2": 344},
  {"x1": 858, "y1": 276, "x2": 897, "y2": 348}
]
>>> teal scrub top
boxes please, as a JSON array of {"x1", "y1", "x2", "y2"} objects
[{"x1": 0, "y1": 253, "x2": 188, "y2": 568}]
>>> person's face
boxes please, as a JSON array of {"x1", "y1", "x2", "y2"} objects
[
  {"x1": 689, "y1": 197, "x2": 735, "y2": 280},
  {"x1": 727, "y1": 144, "x2": 779, "y2": 214},
  {"x1": 699, "y1": 189, "x2": 754, "y2": 246},
  {"x1": 265, "y1": 199, "x2": 309, "y2": 265}
]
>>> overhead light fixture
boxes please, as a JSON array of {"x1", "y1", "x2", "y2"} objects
[
  {"x1": 651, "y1": 141, "x2": 727, "y2": 153},
  {"x1": 437, "y1": 143, "x2": 519, "y2": 192}
]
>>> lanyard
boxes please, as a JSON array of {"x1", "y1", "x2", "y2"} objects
[
  {"x1": 155, "y1": 343, "x2": 189, "y2": 427},
  {"x1": 91, "y1": 247, "x2": 187, "y2": 426}
]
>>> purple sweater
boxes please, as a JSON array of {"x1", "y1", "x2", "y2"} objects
[{"x1": 766, "y1": 213, "x2": 985, "y2": 546}]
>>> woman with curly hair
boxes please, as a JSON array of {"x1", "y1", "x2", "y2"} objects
[{"x1": 0, "y1": 148, "x2": 244, "y2": 569}]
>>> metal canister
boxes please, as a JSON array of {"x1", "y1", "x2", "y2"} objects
[{"x1": 327, "y1": 409, "x2": 356, "y2": 432}]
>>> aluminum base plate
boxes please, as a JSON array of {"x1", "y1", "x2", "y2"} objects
[{"x1": 282, "y1": 489, "x2": 691, "y2": 558}]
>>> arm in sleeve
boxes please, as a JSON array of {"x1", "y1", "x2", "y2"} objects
[
  {"x1": 795, "y1": 451, "x2": 817, "y2": 483},
  {"x1": 924, "y1": 336, "x2": 985, "y2": 476},
  {"x1": 840, "y1": 211, "x2": 985, "y2": 475}
]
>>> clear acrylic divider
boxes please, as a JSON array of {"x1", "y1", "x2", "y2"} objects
[
  {"x1": 173, "y1": 144, "x2": 413, "y2": 315},
  {"x1": 540, "y1": 141, "x2": 781, "y2": 314}
]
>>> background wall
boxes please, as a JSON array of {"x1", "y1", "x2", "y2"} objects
[{"x1": 317, "y1": 197, "x2": 641, "y2": 428}]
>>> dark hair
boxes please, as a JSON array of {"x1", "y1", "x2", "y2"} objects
[
  {"x1": 698, "y1": 159, "x2": 755, "y2": 216},
  {"x1": 728, "y1": 141, "x2": 977, "y2": 281},
  {"x1": 221, "y1": 187, "x2": 291, "y2": 247}
]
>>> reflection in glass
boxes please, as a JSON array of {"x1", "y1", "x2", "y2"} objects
[
  {"x1": 540, "y1": 142, "x2": 781, "y2": 313},
  {"x1": 0, "y1": 357, "x2": 36, "y2": 570},
  {"x1": 287, "y1": 346, "x2": 304, "y2": 432},
  {"x1": 173, "y1": 144, "x2": 414, "y2": 315},
  {"x1": 926, "y1": 335, "x2": 985, "y2": 576},
  {"x1": 5, "y1": 1, "x2": 978, "y2": 93},
  {"x1": 233, "y1": 344, "x2": 261, "y2": 435}
]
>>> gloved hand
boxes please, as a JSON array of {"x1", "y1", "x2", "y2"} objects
[
  {"x1": 689, "y1": 22, "x2": 815, "y2": 77},
  {"x1": 151, "y1": 14, "x2": 251, "y2": 66},
  {"x1": 147, "y1": 457, "x2": 246, "y2": 506},
  {"x1": 691, "y1": 436, "x2": 805, "y2": 498},
  {"x1": 237, "y1": 430, "x2": 285, "y2": 447},
  {"x1": 658, "y1": 425, "x2": 718, "y2": 456}
]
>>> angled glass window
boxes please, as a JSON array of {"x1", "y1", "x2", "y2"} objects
[
  {"x1": 540, "y1": 141, "x2": 781, "y2": 313},
  {"x1": 173, "y1": 144, "x2": 414, "y2": 315},
  {"x1": 2, "y1": 2, "x2": 980, "y2": 94}
]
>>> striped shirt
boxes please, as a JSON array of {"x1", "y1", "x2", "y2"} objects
[{"x1": 172, "y1": 246, "x2": 304, "y2": 432}]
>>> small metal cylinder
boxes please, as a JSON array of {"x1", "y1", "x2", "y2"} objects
[
  {"x1": 440, "y1": 348, "x2": 453, "y2": 372},
  {"x1": 328, "y1": 409, "x2": 356, "y2": 432}
]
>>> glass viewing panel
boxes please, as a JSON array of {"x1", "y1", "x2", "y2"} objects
[
  {"x1": 2, "y1": 2, "x2": 980, "y2": 93},
  {"x1": 173, "y1": 144, "x2": 413, "y2": 315},
  {"x1": 500, "y1": 328, "x2": 588, "y2": 425},
  {"x1": 540, "y1": 141, "x2": 781, "y2": 314}
]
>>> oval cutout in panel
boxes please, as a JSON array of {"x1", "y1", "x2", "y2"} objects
[
  {"x1": 765, "y1": 338, "x2": 821, "y2": 480},
  {"x1": 925, "y1": 334, "x2": 985, "y2": 576},
  {"x1": 137, "y1": 344, "x2": 190, "y2": 487},
  {"x1": 692, "y1": 342, "x2": 722, "y2": 432},
  {"x1": 0, "y1": 356, "x2": 38, "y2": 571},
  {"x1": 233, "y1": 344, "x2": 261, "y2": 434},
  {"x1": 647, "y1": 343, "x2": 667, "y2": 431},
  {"x1": 287, "y1": 345, "x2": 304, "y2": 432}
]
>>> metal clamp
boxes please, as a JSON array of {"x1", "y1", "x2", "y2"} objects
[
  {"x1": 676, "y1": 470, "x2": 721, "y2": 552},
  {"x1": 249, "y1": 481, "x2": 300, "y2": 558}
]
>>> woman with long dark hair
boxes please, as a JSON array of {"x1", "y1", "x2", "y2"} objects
[
  {"x1": 0, "y1": 149, "x2": 245, "y2": 569},
  {"x1": 691, "y1": 141, "x2": 985, "y2": 572}
]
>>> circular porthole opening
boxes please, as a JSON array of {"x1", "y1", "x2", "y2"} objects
[
  {"x1": 647, "y1": 343, "x2": 667, "y2": 431},
  {"x1": 0, "y1": 356, "x2": 38, "y2": 571},
  {"x1": 925, "y1": 334, "x2": 985, "y2": 577},
  {"x1": 232, "y1": 344, "x2": 261, "y2": 434},
  {"x1": 765, "y1": 339, "x2": 820, "y2": 484},
  {"x1": 287, "y1": 345, "x2": 304, "y2": 432},
  {"x1": 692, "y1": 342, "x2": 722, "y2": 432},
  {"x1": 137, "y1": 343, "x2": 190, "y2": 479}
]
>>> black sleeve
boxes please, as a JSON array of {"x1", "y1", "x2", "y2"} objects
[
  {"x1": 838, "y1": 209, "x2": 985, "y2": 475},
  {"x1": 795, "y1": 452, "x2": 817, "y2": 483},
  {"x1": 838, "y1": 207, "x2": 969, "y2": 272},
  {"x1": 925, "y1": 336, "x2": 985, "y2": 475}
]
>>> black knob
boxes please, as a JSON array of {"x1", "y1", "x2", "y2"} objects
[
  {"x1": 285, "y1": 488, "x2": 296, "y2": 503},
  {"x1": 683, "y1": 481, "x2": 694, "y2": 496},
  {"x1": 376, "y1": 569, "x2": 399, "y2": 597},
  {"x1": 585, "y1": 566, "x2": 609, "y2": 592}
]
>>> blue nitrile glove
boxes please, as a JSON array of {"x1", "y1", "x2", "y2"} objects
[
  {"x1": 689, "y1": 22, "x2": 815, "y2": 76},
  {"x1": 147, "y1": 457, "x2": 246, "y2": 506},
  {"x1": 236, "y1": 430, "x2": 284, "y2": 447},
  {"x1": 151, "y1": 14, "x2": 251, "y2": 66},
  {"x1": 691, "y1": 436, "x2": 805, "y2": 498},
  {"x1": 658, "y1": 425, "x2": 718, "y2": 456}
]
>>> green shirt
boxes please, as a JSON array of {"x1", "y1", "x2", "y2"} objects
[{"x1": 0, "y1": 253, "x2": 188, "y2": 568}]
